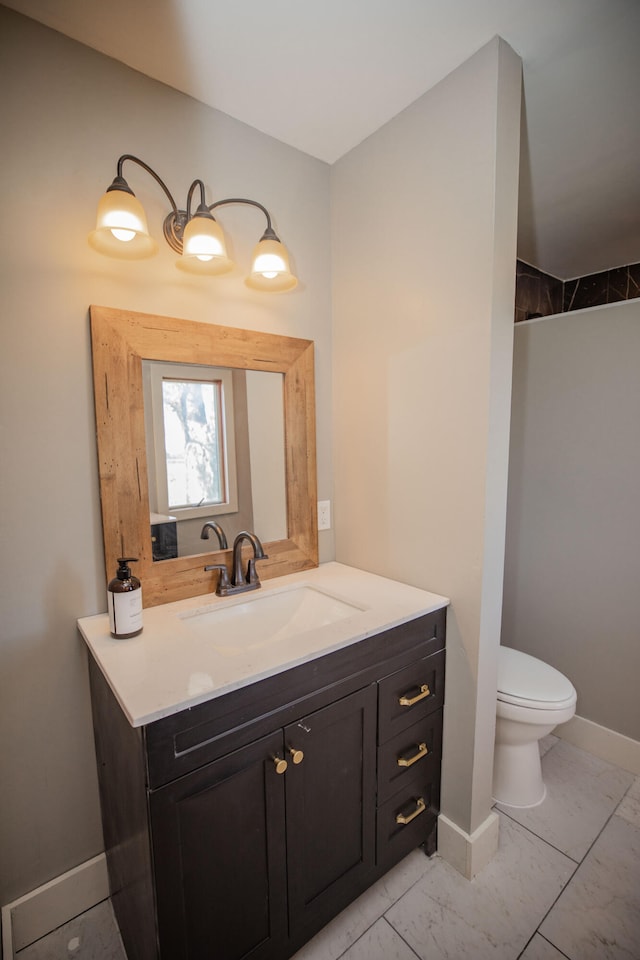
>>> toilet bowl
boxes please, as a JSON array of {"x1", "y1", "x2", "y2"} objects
[{"x1": 493, "y1": 646, "x2": 576, "y2": 808}]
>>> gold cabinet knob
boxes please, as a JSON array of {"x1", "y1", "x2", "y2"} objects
[
  {"x1": 272, "y1": 756, "x2": 288, "y2": 775},
  {"x1": 288, "y1": 746, "x2": 304, "y2": 764}
]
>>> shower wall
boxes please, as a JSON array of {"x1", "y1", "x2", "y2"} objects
[{"x1": 502, "y1": 298, "x2": 640, "y2": 742}]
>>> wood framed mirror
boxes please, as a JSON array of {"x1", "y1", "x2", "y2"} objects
[{"x1": 90, "y1": 305, "x2": 318, "y2": 607}]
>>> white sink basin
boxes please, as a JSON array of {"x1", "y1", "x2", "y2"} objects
[{"x1": 178, "y1": 584, "x2": 366, "y2": 655}]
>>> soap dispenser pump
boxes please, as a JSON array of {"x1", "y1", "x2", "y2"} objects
[{"x1": 108, "y1": 557, "x2": 143, "y2": 638}]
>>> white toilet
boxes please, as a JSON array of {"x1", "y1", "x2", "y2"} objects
[{"x1": 493, "y1": 646, "x2": 576, "y2": 808}]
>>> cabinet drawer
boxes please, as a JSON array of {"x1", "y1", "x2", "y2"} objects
[
  {"x1": 376, "y1": 767, "x2": 440, "y2": 870},
  {"x1": 377, "y1": 711, "x2": 442, "y2": 804},
  {"x1": 378, "y1": 649, "x2": 445, "y2": 744}
]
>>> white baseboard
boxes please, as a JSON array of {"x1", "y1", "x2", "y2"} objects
[
  {"x1": 556, "y1": 713, "x2": 640, "y2": 774},
  {"x1": 438, "y1": 810, "x2": 500, "y2": 880},
  {"x1": 1, "y1": 854, "x2": 109, "y2": 958}
]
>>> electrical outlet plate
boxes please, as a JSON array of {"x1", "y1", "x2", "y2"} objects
[{"x1": 317, "y1": 500, "x2": 331, "y2": 531}]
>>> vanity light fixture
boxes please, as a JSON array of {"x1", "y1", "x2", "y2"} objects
[{"x1": 88, "y1": 154, "x2": 297, "y2": 291}]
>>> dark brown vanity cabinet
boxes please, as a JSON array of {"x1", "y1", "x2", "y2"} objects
[{"x1": 89, "y1": 607, "x2": 446, "y2": 960}]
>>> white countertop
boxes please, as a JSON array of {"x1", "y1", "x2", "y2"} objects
[{"x1": 78, "y1": 562, "x2": 448, "y2": 727}]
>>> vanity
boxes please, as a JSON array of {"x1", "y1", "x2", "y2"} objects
[
  {"x1": 84, "y1": 307, "x2": 448, "y2": 959},
  {"x1": 79, "y1": 564, "x2": 447, "y2": 960}
]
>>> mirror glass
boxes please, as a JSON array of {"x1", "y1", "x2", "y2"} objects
[
  {"x1": 142, "y1": 360, "x2": 287, "y2": 560},
  {"x1": 90, "y1": 305, "x2": 318, "y2": 608}
]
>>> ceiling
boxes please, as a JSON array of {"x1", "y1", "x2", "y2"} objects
[{"x1": 5, "y1": 0, "x2": 640, "y2": 279}]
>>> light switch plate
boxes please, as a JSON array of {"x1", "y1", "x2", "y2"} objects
[{"x1": 317, "y1": 500, "x2": 331, "y2": 531}]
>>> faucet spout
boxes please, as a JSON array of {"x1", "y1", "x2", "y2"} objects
[
  {"x1": 200, "y1": 521, "x2": 228, "y2": 550},
  {"x1": 232, "y1": 531, "x2": 268, "y2": 590}
]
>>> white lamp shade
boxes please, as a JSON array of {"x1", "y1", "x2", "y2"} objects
[
  {"x1": 88, "y1": 189, "x2": 157, "y2": 259},
  {"x1": 247, "y1": 237, "x2": 297, "y2": 291},
  {"x1": 176, "y1": 216, "x2": 234, "y2": 275}
]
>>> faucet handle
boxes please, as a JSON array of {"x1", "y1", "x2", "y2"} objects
[
  {"x1": 204, "y1": 563, "x2": 232, "y2": 595},
  {"x1": 247, "y1": 554, "x2": 269, "y2": 585}
]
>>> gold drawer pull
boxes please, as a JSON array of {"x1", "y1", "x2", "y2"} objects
[
  {"x1": 288, "y1": 746, "x2": 304, "y2": 765},
  {"x1": 397, "y1": 742, "x2": 428, "y2": 768},
  {"x1": 396, "y1": 797, "x2": 426, "y2": 825},
  {"x1": 272, "y1": 756, "x2": 288, "y2": 775},
  {"x1": 398, "y1": 684, "x2": 430, "y2": 707}
]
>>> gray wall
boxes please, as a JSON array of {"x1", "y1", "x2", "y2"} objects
[
  {"x1": 331, "y1": 38, "x2": 521, "y2": 839},
  {"x1": 0, "y1": 6, "x2": 332, "y2": 906},
  {"x1": 502, "y1": 300, "x2": 640, "y2": 740}
]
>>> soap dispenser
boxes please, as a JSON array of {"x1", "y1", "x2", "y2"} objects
[{"x1": 108, "y1": 557, "x2": 143, "y2": 638}]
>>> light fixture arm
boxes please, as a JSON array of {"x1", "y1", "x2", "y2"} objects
[
  {"x1": 186, "y1": 178, "x2": 208, "y2": 220},
  {"x1": 209, "y1": 198, "x2": 279, "y2": 241},
  {"x1": 115, "y1": 154, "x2": 180, "y2": 217}
]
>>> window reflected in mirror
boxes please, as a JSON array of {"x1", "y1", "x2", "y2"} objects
[
  {"x1": 143, "y1": 360, "x2": 287, "y2": 561},
  {"x1": 161, "y1": 377, "x2": 227, "y2": 510}
]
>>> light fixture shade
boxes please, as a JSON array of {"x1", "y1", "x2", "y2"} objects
[
  {"x1": 88, "y1": 188, "x2": 157, "y2": 259},
  {"x1": 176, "y1": 214, "x2": 234, "y2": 275},
  {"x1": 247, "y1": 237, "x2": 297, "y2": 292}
]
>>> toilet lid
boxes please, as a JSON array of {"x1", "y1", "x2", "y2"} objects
[{"x1": 497, "y1": 646, "x2": 576, "y2": 709}]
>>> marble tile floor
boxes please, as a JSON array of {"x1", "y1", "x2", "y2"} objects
[{"x1": 15, "y1": 737, "x2": 640, "y2": 960}]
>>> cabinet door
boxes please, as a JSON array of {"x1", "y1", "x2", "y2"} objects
[
  {"x1": 150, "y1": 730, "x2": 288, "y2": 960},
  {"x1": 284, "y1": 685, "x2": 377, "y2": 941}
]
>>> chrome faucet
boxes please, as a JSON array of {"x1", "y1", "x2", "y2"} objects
[
  {"x1": 204, "y1": 530, "x2": 268, "y2": 597},
  {"x1": 200, "y1": 521, "x2": 228, "y2": 550}
]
